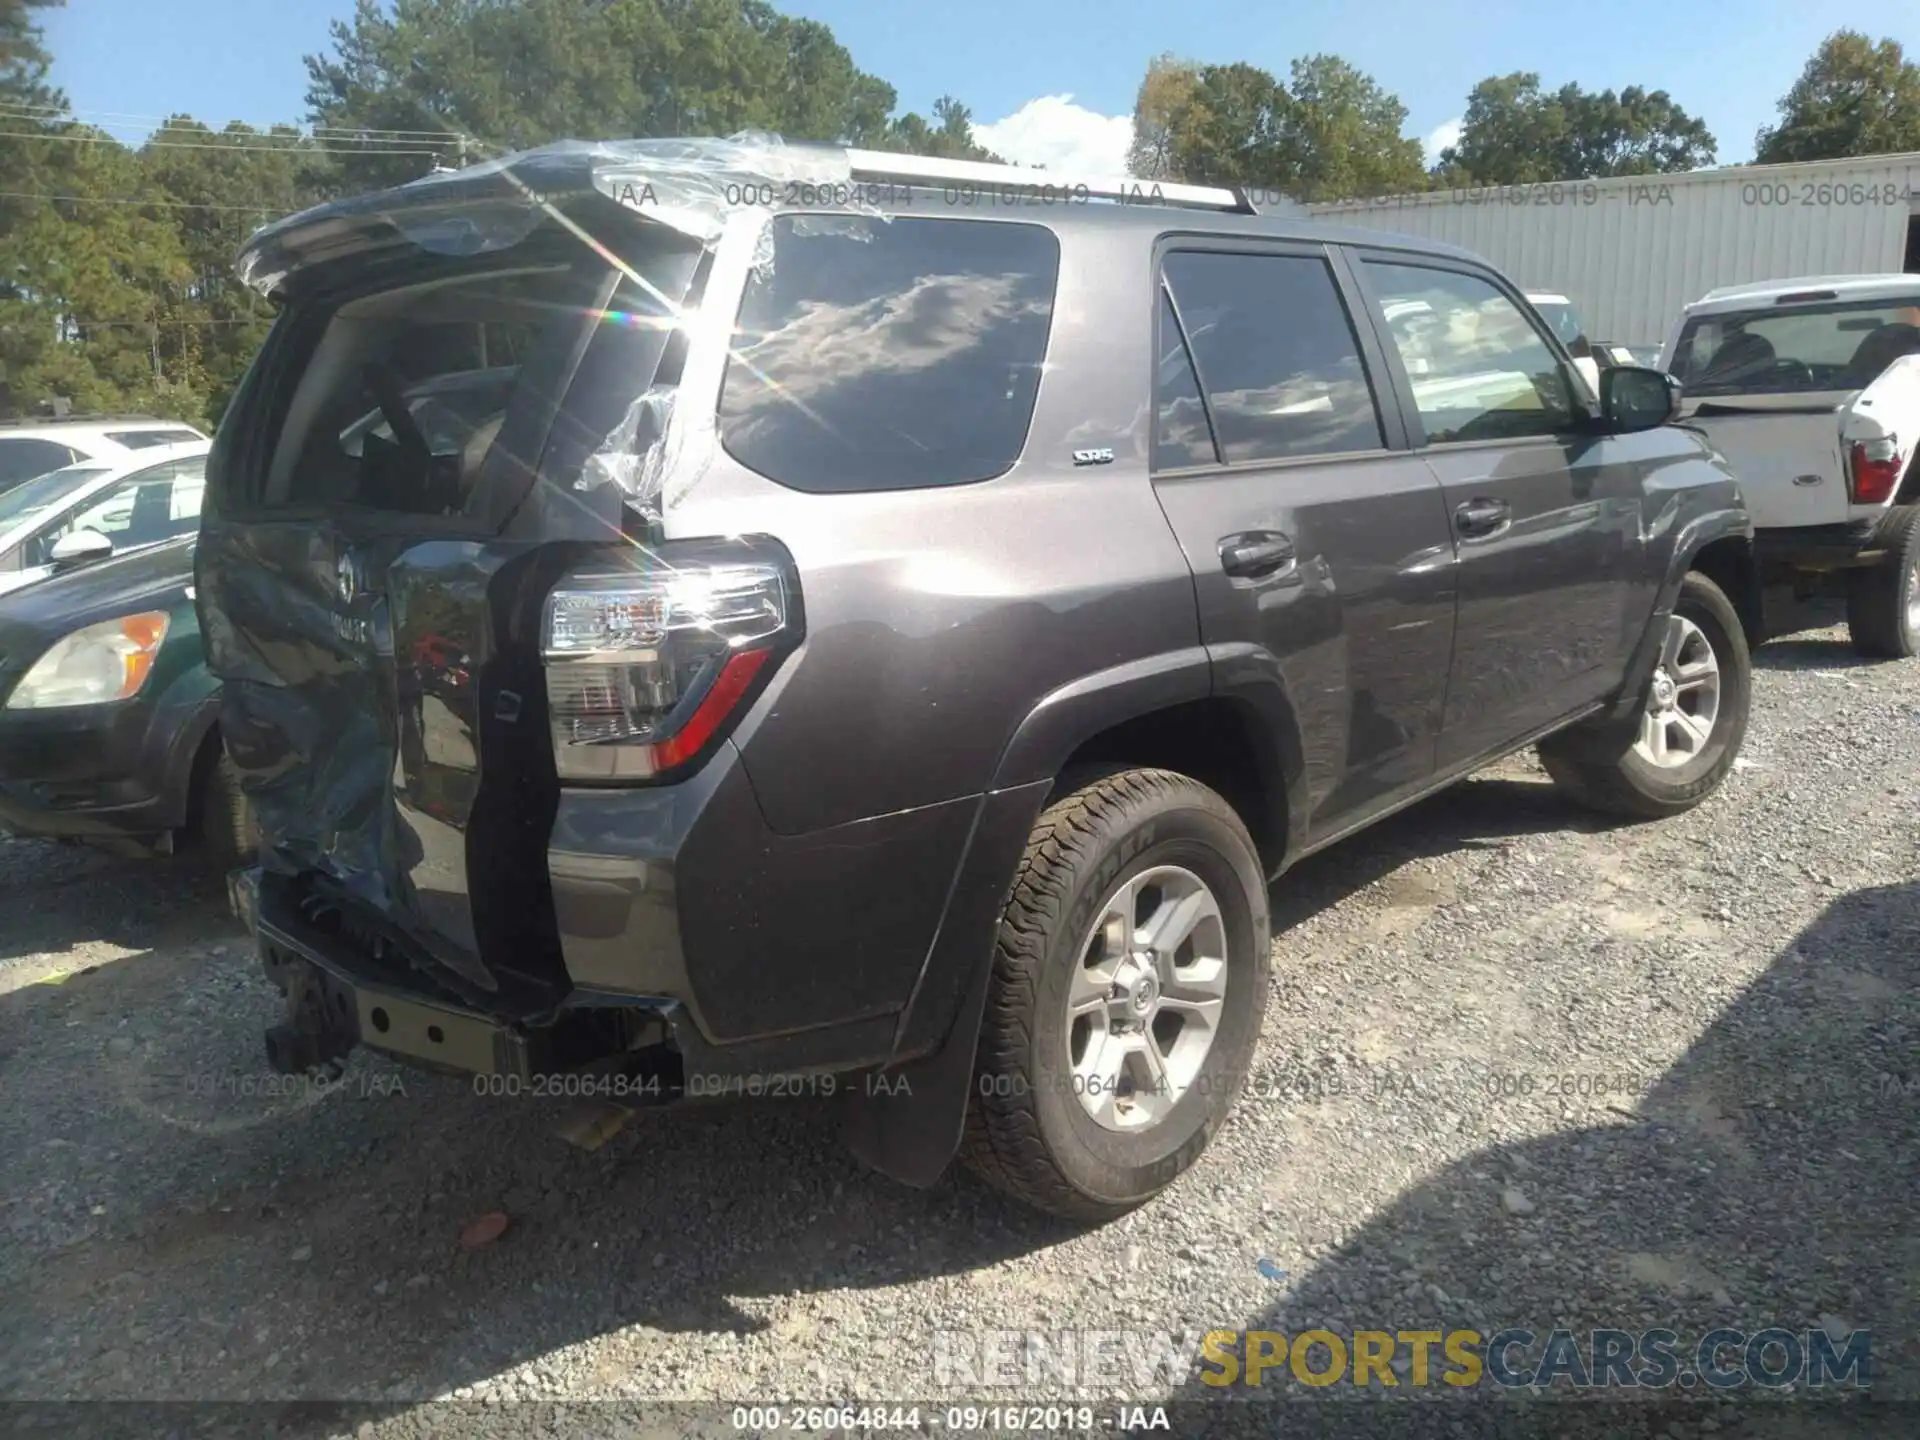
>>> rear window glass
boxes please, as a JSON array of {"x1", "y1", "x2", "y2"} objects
[
  {"x1": 1671, "y1": 297, "x2": 1920, "y2": 395},
  {"x1": 105, "y1": 429, "x2": 200, "y2": 449},
  {"x1": 248, "y1": 220, "x2": 703, "y2": 518},
  {"x1": 718, "y1": 216, "x2": 1060, "y2": 493}
]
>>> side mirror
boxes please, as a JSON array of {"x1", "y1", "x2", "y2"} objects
[
  {"x1": 1599, "y1": 365, "x2": 1681, "y2": 433},
  {"x1": 47, "y1": 529, "x2": 114, "y2": 569}
]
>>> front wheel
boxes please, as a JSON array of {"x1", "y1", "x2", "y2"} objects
[
  {"x1": 1539, "y1": 570, "x2": 1751, "y2": 820},
  {"x1": 961, "y1": 769, "x2": 1271, "y2": 1222},
  {"x1": 193, "y1": 745, "x2": 256, "y2": 876}
]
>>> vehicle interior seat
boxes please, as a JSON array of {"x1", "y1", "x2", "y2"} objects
[{"x1": 1698, "y1": 330, "x2": 1777, "y2": 387}]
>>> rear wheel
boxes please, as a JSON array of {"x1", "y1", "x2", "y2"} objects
[
  {"x1": 1539, "y1": 570, "x2": 1750, "y2": 820},
  {"x1": 1845, "y1": 505, "x2": 1920, "y2": 659},
  {"x1": 961, "y1": 768, "x2": 1270, "y2": 1221}
]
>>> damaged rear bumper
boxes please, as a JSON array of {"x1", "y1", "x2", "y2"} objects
[{"x1": 232, "y1": 866, "x2": 676, "y2": 1083}]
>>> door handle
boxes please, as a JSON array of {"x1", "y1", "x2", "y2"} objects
[
  {"x1": 1454, "y1": 497, "x2": 1511, "y2": 539},
  {"x1": 1219, "y1": 531, "x2": 1296, "y2": 579}
]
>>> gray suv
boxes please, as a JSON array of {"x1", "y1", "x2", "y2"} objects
[{"x1": 200, "y1": 139, "x2": 1759, "y2": 1221}]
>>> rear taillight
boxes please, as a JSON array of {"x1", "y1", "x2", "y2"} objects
[
  {"x1": 540, "y1": 539, "x2": 796, "y2": 781},
  {"x1": 1848, "y1": 436, "x2": 1905, "y2": 505}
]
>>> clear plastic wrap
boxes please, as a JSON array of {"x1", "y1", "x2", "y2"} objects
[{"x1": 238, "y1": 132, "x2": 880, "y2": 292}]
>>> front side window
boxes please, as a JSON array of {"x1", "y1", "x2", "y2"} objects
[
  {"x1": 28, "y1": 457, "x2": 207, "y2": 564},
  {"x1": 1669, "y1": 297, "x2": 1920, "y2": 396},
  {"x1": 0, "y1": 463, "x2": 111, "y2": 532},
  {"x1": 719, "y1": 216, "x2": 1060, "y2": 493},
  {"x1": 1367, "y1": 262, "x2": 1575, "y2": 443},
  {"x1": 1161, "y1": 251, "x2": 1383, "y2": 464}
]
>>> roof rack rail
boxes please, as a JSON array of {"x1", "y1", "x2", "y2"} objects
[{"x1": 841, "y1": 149, "x2": 1259, "y2": 214}]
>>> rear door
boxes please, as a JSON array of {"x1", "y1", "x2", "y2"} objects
[
  {"x1": 199, "y1": 210, "x2": 708, "y2": 1001},
  {"x1": 1355, "y1": 255, "x2": 1647, "y2": 768},
  {"x1": 1147, "y1": 240, "x2": 1457, "y2": 841}
]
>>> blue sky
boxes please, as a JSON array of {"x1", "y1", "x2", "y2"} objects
[{"x1": 41, "y1": 0, "x2": 1920, "y2": 173}]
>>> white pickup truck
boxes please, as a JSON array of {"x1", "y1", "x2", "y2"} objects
[{"x1": 1660, "y1": 274, "x2": 1920, "y2": 657}]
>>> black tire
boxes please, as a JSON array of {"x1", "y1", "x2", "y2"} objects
[
  {"x1": 1538, "y1": 570, "x2": 1751, "y2": 820},
  {"x1": 193, "y1": 743, "x2": 255, "y2": 875},
  {"x1": 960, "y1": 768, "x2": 1270, "y2": 1222},
  {"x1": 1845, "y1": 505, "x2": 1920, "y2": 659}
]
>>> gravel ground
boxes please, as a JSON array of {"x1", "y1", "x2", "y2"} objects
[{"x1": 0, "y1": 597, "x2": 1914, "y2": 1440}]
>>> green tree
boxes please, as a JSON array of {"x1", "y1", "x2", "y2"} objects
[
  {"x1": 1126, "y1": 54, "x2": 1204, "y2": 181},
  {"x1": 1436, "y1": 72, "x2": 1715, "y2": 184},
  {"x1": 1755, "y1": 30, "x2": 1920, "y2": 163},
  {"x1": 303, "y1": 0, "x2": 993, "y2": 191},
  {"x1": 1277, "y1": 54, "x2": 1427, "y2": 201},
  {"x1": 874, "y1": 96, "x2": 1000, "y2": 162},
  {"x1": 140, "y1": 120, "x2": 339, "y2": 423},
  {"x1": 1, "y1": 126, "x2": 204, "y2": 420},
  {"x1": 1123, "y1": 53, "x2": 1421, "y2": 201}
]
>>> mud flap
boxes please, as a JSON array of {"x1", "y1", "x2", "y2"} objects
[{"x1": 839, "y1": 943, "x2": 993, "y2": 1188}]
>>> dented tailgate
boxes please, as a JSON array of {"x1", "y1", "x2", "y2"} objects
[{"x1": 197, "y1": 157, "x2": 721, "y2": 1000}]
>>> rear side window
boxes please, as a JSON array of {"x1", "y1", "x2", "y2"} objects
[
  {"x1": 1159, "y1": 251, "x2": 1384, "y2": 464},
  {"x1": 718, "y1": 216, "x2": 1060, "y2": 492},
  {"x1": 1154, "y1": 289, "x2": 1216, "y2": 468},
  {"x1": 0, "y1": 439, "x2": 76, "y2": 487}
]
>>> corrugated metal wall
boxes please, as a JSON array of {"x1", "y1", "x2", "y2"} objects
[{"x1": 1308, "y1": 154, "x2": 1920, "y2": 349}]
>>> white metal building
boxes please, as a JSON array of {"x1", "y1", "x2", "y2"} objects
[{"x1": 1307, "y1": 153, "x2": 1920, "y2": 351}]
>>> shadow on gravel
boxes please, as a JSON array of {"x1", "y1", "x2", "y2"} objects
[
  {"x1": 1168, "y1": 882, "x2": 1920, "y2": 1438},
  {"x1": 1751, "y1": 593, "x2": 1872, "y2": 675},
  {"x1": 1270, "y1": 771, "x2": 1623, "y2": 932},
  {"x1": 1752, "y1": 640, "x2": 1880, "y2": 675},
  {"x1": 0, "y1": 837, "x2": 231, "y2": 962},
  {"x1": 0, "y1": 769, "x2": 1625, "y2": 1418}
]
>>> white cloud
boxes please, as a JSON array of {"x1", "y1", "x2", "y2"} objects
[
  {"x1": 1423, "y1": 116, "x2": 1464, "y2": 167},
  {"x1": 973, "y1": 95, "x2": 1134, "y2": 175}
]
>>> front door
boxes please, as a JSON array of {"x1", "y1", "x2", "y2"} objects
[
  {"x1": 1147, "y1": 243, "x2": 1458, "y2": 842},
  {"x1": 1356, "y1": 257, "x2": 1646, "y2": 769}
]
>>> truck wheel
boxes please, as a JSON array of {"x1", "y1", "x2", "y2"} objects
[
  {"x1": 961, "y1": 768, "x2": 1270, "y2": 1221},
  {"x1": 1845, "y1": 505, "x2": 1920, "y2": 658},
  {"x1": 194, "y1": 744, "x2": 256, "y2": 876},
  {"x1": 1538, "y1": 570, "x2": 1750, "y2": 820}
]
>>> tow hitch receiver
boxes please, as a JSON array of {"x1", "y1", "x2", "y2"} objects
[{"x1": 259, "y1": 940, "x2": 539, "y2": 1080}]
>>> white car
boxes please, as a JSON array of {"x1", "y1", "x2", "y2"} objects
[
  {"x1": 1660, "y1": 273, "x2": 1920, "y2": 656},
  {"x1": 0, "y1": 440, "x2": 211, "y2": 597},
  {"x1": 0, "y1": 416, "x2": 209, "y2": 495}
]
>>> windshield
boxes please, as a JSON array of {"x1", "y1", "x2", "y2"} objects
[
  {"x1": 0, "y1": 463, "x2": 111, "y2": 532},
  {"x1": 1671, "y1": 297, "x2": 1920, "y2": 395}
]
